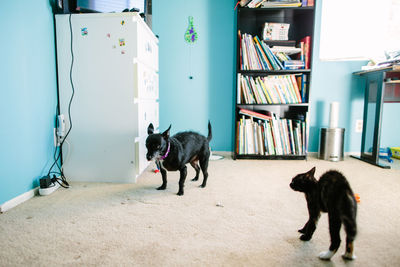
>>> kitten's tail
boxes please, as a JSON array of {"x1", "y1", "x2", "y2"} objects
[{"x1": 207, "y1": 121, "x2": 212, "y2": 142}]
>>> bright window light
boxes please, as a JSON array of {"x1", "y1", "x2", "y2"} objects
[{"x1": 320, "y1": 0, "x2": 400, "y2": 61}]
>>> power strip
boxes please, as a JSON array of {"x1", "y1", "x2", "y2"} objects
[{"x1": 39, "y1": 182, "x2": 60, "y2": 196}]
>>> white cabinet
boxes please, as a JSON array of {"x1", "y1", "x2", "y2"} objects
[{"x1": 55, "y1": 13, "x2": 158, "y2": 183}]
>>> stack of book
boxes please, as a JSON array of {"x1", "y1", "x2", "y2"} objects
[
  {"x1": 237, "y1": 74, "x2": 303, "y2": 104},
  {"x1": 239, "y1": 32, "x2": 284, "y2": 70},
  {"x1": 268, "y1": 37, "x2": 310, "y2": 70},
  {"x1": 236, "y1": 108, "x2": 307, "y2": 156}
]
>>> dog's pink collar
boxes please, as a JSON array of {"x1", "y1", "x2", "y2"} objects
[{"x1": 161, "y1": 142, "x2": 170, "y2": 160}]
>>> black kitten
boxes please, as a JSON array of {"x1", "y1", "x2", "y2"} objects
[{"x1": 290, "y1": 167, "x2": 357, "y2": 260}]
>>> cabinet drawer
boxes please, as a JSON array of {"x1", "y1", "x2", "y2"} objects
[
  {"x1": 131, "y1": 16, "x2": 158, "y2": 71},
  {"x1": 137, "y1": 100, "x2": 159, "y2": 139},
  {"x1": 134, "y1": 62, "x2": 159, "y2": 100}
]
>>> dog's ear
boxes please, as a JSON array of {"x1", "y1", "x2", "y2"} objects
[
  {"x1": 162, "y1": 125, "x2": 171, "y2": 140},
  {"x1": 147, "y1": 123, "x2": 154, "y2": 135}
]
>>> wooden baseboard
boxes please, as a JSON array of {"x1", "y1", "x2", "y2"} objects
[{"x1": 0, "y1": 187, "x2": 39, "y2": 213}]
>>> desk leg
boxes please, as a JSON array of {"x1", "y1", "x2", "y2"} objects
[{"x1": 359, "y1": 73, "x2": 387, "y2": 168}]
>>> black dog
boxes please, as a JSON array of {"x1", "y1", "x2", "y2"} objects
[{"x1": 146, "y1": 122, "x2": 212, "y2": 196}]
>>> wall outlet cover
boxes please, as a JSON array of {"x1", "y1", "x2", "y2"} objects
[{"x1": 355, "y1": 120, "x2": 363, "y2": 133}]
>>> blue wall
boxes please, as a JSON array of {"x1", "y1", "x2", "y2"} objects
[
  {"x1": 0, "y1": 0, "x2": 57, "y2": 204},
  {"x1": 152, "y1": 0, "x2": 235, "y2": 151}
]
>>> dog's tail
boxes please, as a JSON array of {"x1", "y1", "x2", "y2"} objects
[{"x1": 207, "y1": 121, "x2": 212, "y2": 142}]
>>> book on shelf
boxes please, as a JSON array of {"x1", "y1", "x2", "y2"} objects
[
  {"x1": 262, "y1": 22, "x2": 290, "y2": 41},
  {"x1": 261, "y1": 0, "x2": 302, "y2": 7},
  {"x1": 283, "y1": 60, "x2": 305, "y2": 70},
  {"x1": 253, "y1": 37, "x2": 273, "y2": 70},
  {"x1": 246, "y1": 0, "x2": 267, "y2": 8},
  {"x1": 239, "y1": 0, "x2": 251, "y2": 7},
  {"x1": 299, "y1": 36, "x2": 311, "y2": 69},
  {"x1": 239, "y1": 108, "x2": 273, "y2": 120},
  {"x1": 236, "y1": 109, "x2": 307, "y2": 156},
  {"x1": 238, "y1": 74, "x2": 303, "y2": 104},
  {"x1": 295, "y1": 73, "x2": 308, "y2": 102},
  {"x1": 270, "y1": 45, "x2": 302, "y2": 55}
]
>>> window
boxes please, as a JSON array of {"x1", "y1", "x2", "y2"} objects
[{"x1": 319, "y1": 0, "x2": 400, "y2": 61}]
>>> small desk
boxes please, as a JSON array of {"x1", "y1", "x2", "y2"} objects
[{"x1": 351, "y1": 65, "x2": 400, "y2": 168}]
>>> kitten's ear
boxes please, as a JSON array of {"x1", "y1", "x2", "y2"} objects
[
  {"x1": 308, "y1": 167, "x2": 316, "y2": 177},
  {"x1": 147, "y1": 123, "x2": 154, "y2": 135},
  {"x1": 162, "y1": 125, "x2": 171, "y2": 140}
]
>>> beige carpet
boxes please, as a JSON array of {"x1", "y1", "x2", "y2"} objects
[{"x1": 1, "y1": 154, "x2": 400, "y2": 266}]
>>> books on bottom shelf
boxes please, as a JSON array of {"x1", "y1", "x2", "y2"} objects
[{"x1": 236, "y1": 108, "x2": 307, "y2": 156}]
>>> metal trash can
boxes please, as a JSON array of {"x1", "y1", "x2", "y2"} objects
[{"x1": 319, "y1": 128, "x2": 345, "y2": 161}]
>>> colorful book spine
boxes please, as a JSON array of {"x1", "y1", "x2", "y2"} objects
[
  {"x1": 253, "y1": 36, "x2": 272, "y2": 70},
  {"x1": 300, "y1": 36, "x2": 311, "y2": 69},
  {"x1": 289, "y1": 75, "x2": 302, "y2": 103}
]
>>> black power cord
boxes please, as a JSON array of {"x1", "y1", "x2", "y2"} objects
[{"x1": 46, "y1": 13, "x2": 76, "y2": 189}]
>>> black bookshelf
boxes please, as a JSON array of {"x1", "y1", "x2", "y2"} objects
[{"x1": 234, "y1": 4, "x2": 316, "y2": 160}]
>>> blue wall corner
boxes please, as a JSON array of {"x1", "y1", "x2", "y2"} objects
[{"x1": 0, "y1": 0, "x2": 57, "y2": 204}]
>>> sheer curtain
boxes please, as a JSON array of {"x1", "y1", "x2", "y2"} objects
[{"x1": 319, "y1": 0, "x2": 400, "y2": 61}]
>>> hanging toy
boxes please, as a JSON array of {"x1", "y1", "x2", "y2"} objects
[
  {"x1": 184, "y1": 16, "x2": 198, "y2": 80},
  {"x1": 184, "y1": 16, "x2": 198, "y2": 44}
]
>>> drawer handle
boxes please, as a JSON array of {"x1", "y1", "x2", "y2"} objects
[{"x1": 145, "y1": 42, "x2": 152, "y2": 53}]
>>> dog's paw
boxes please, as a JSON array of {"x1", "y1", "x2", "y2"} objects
[
  {"x1": 191, "y1": 177, "x2": 199, "y2": 181},
  {"x1": 298, "y1": 228, "x2": 306, "y2": 234},
  {"x1": 300, "y1": 234, "x2": 311, "y2": 241},
  {"x1": 157, "y1": 185, "x2": 166, "y2": 190},
  {"x1": 318, "y1": 250, "x2": 335, "y2": 260},
  {"x1": 342, "y1": 252, "x2": 356, "y2": 260},
  {"x1": 177, "y1": 191, "x2": 184, "y2": 196},
  {"x1": 200, "y1": 183, "x2": 206, "y2": 188}
]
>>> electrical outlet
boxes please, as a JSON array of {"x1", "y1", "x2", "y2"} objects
[
  {"x1": 53, "y1": 128, "x2": 62, "y2": 147},
  {"x1": 355, "y1": 120, "x2": 363, "y2": 133}
]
